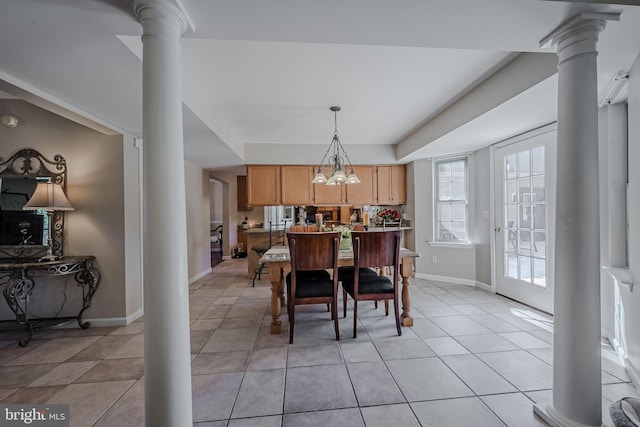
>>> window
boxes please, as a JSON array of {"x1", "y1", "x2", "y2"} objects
[{"x1": 435, "y1": 158, "x2": 468, "y2": 242}]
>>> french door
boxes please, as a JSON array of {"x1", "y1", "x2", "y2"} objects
[{"x1": 493, "y1": 127, "x2": 556, "y2": 314}]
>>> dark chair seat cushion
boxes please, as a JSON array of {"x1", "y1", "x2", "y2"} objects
[
  {"x1": 342, "y1": 274, "x2": 394, "y2": 295},
  {"x1": 610, "y1": 397, "x2": 640, "y2": 426},
  {"x1": 286, "y1": 270, "x2": 334, "y2": 298},
  {"x1": 337, "y1": 266, "x2": 378, "y2": 282}
]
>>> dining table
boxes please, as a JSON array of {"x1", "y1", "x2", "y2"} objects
[{"x1": 259, "y1": 246, "x2": 420, "y2": 334}]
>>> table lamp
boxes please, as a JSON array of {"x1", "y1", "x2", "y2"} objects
[{"x1": 23, "y1": 182, "x2": 74, "y2": 261}]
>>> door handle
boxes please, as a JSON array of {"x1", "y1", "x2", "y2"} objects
[{"x1": 494, "y1": 226, "x2": 501, "y2": 232}]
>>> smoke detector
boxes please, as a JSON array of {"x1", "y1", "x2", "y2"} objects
[{"x1": 1, "y1": 114, "x2": 19, "y2": 128}]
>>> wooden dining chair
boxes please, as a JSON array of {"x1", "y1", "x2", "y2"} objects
[
  {"x1": 341, "y1": 229, "x2": 403, "y2": 338},
  {"x1": 286, "y1": 231, "x2": 341, "y2": 344}
]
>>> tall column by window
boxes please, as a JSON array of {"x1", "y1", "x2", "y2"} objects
[{"x1": 534, "y1": 12, "x2": 620, "y2": 427}]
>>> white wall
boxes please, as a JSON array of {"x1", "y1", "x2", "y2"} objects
[
  {"x1": 618, "y1": 54, "x2": 640, "y2": 384},
  {"x1": 185, "y1": 161, "x2": 211, "y2": 282},
  {"x1": 596, "y1": 55, "x2": 640, "y2": 388}
]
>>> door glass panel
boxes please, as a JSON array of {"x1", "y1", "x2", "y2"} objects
[
  {"x1": 506, "y1": 228, "x2": 516, "y2": 254},
  {"x1": 502, "y1": 146, "x2": 547, "y2": 288},
  {"x1": 506, "y1": 180, "x2": 517, "y2": 204},
  {"x1": 506, "y1": 154, "x2": 517, "y2": 179},
  {"x1": 507, "y1": 254, "x2": 518, "y2": 278},
  {"x1": 518, "y1": 177, "x2": 531, "y2": 204},
  {"x1": 532, "y1": 146, "x2": 545, "y2": 175},
  {"x1": 533, "y1": 231, "x2": 546, "y2": 258},
  {"x1": 533, "y1": 258, "x2": 546, "y2": 287},
  {"x1": 506, "y1": 205, "x2": 518, "y2": 227},
  {"x1": 518, "y1": 230, "x2": 532, "y2": 255},
  {"x1": 519, "y1": 256, "x2": 532, "y2": 282},
  {"x1": 533, "y1": 205, "x2": 545, "y2": 230},
  {"x1": 532, "y1": 176, "x2": 545, "y2": 202},
  {"x1": 518, "y1": 151, "x2": 530, "y2": 177}
]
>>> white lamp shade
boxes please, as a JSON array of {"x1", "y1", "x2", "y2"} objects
[
  {"x1": 345, "y1": 169, "x2": 361, "y2": 184},
  {"x1": 332, "y1": 168, "x2": 347, "y2": 183},
  {"x1": 23, "y1": 182, "x2": 74, "y2": 211},
  {"x1": 312, "y1": 169, "x2": 328, "y2": 184}
]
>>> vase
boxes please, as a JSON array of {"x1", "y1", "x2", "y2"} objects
[{"x1": 340, "y1": 237, "x2": 351, "y2": 250}]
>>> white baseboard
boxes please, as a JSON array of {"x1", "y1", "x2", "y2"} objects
[
  {"x1": 415, "y1": 273, "x2": 492, "y2": 292},
  {"x1": 626, "y1": 358, "x2": 640, "y2": 392},
  {"x1": 54, "y1": 308, "x2": 144, "y2": 328},
  {"x1": 607, "y1": 334, "x2": 640, "y2": 393},
  {"x1": 189, "y1": 267, "x2": 212, "y2": 284}
]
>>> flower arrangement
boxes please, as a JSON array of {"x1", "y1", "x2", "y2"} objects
[{"x1": 377, "y1": 209, "x2": 400, "y2": 223}]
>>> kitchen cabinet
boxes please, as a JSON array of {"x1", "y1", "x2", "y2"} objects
[
  {"x1": 236, "y1": 175, "x2": 251, "y2": 211},
  {"x1": 247, "y1": 164, "x2": 405, "y2": 206},
  {"x1": 313, "y1": 182, "x2": 346, "y2": 205},
  {"x1": 345, "y1": 165, "x2": 377, "y2": 205},
  {"x1": 247, "y1": 165, "x2": 281, "y2": 206},
  {"x1": 313, "y1": 166, "x2": 346, "y2": 204},
  {"x1": 281, "y1": 166, "x2": 314, "y2": 205},
  {"x1": 377, "y1": 165, "x2": 406, "y2": 205}
]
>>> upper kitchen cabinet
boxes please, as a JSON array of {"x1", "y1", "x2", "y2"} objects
[
  {"x1": 313, "y1": 166, "x2": 346, "y2": 204},
  {"x1": 247, "y1": 165, "x2": 281, "y2": 206},
  {"x1": 281, "y1": 165, "x2": 314, "y2": 205},
  {"x1": 345, "y1": 165, "x2": 377, "y2": 205},
  {"x1": 377, "y1": 165, "x2": 406, "y2": 205},
  {"x1": 314, "y1": 182, "x2": 346, "y2": 204},
  {"x1": 237, "y1": 175, "x2": 251, "y2": 211}
]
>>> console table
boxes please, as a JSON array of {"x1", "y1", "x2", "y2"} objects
[{"x1": 0, "y1": 256, "x2": 100, "y2": 346}]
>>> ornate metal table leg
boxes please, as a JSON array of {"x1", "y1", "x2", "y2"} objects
[
  {"x1": 19, "y1": 323, "x2": 33, "y2": 347},
  {"x1": 3, "y1": 271, "x2": 35, "y2": 346},
  {"x1": 74, "y1": 260, "x2": 101, "y2": 329}
]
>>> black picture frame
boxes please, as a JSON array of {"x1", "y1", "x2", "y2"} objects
[{"x1": 0, "y1": 211, "x2": 44, "y2": 245}]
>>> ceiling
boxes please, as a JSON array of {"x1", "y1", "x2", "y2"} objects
[{"x1": 1, "y1": 0, "x2": 640, "y2": 171}]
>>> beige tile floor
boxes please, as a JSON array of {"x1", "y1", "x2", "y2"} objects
[{"x1": 1, "y1": 258, "x2": 638, "y2": 426}]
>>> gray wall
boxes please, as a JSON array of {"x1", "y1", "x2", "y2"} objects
[
  {"x1": 473, "y1": 147, "x2": 492, "y2": 285},
  {"x1": 185, "y1": 161, "x2": 212, "y2": 282},
  {"x1": 0, "y1": 100, "x2": 130, "y2": 321},
  {"x1": 412, "y1": 156, "x2": 478, "y2": 284}
]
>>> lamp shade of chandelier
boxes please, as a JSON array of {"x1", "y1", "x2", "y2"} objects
[{"x1": 312, "y1": 106, "x2": 360, "y2": 185}]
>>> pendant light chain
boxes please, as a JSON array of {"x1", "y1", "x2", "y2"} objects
[{"x1": 311, "y1": 106, "x2": 361, "y2": 185}]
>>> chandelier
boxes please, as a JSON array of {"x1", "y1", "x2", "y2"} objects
[{"x1": 311, "y1": 106, "x2": 360, "y2": 185}]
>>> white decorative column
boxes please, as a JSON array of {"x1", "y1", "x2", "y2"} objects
[
  {"x1": 133, "y1": 1, "x2": 193, "y2": 426},
  {"x1": 534, "y1": 12, "x2": 620, "y2": 427}
]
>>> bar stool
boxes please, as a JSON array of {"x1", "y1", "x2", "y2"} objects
[{"x1": 252, "y1": 221, "x2": 286, "y2": 286}]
